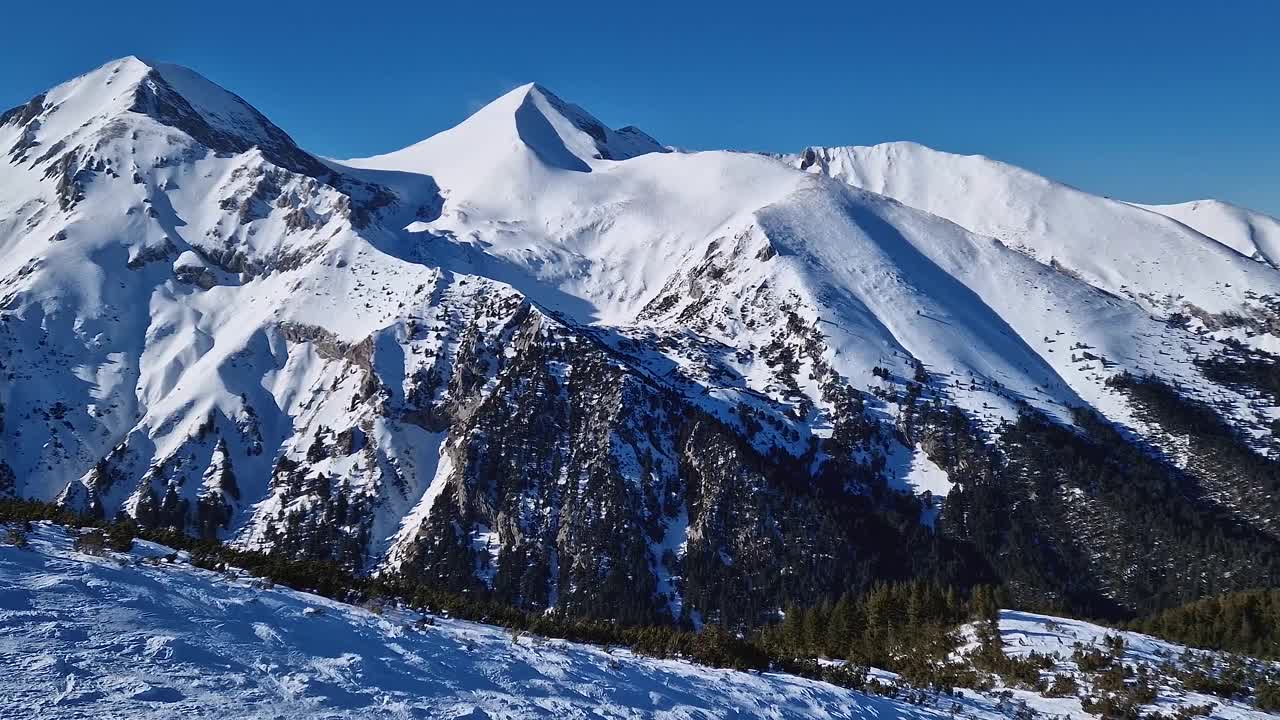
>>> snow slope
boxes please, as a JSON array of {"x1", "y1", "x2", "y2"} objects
[
  {"x1": 3, "y1": 523, "x2": 1276, "y2": 720},
  {"x1": 787, "y1": 142, "x2": 1280, "y2": 321},
  {"x1": 1135, "y1": 199, "x2": 1280, "y2": 268},
  {"x1": 0, "y1": 524, "x2": 929, "y2": 719},
  {"x1": 348, "y1": 98, "x2": 1262, "y2": 435}
]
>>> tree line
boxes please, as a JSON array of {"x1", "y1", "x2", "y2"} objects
[{"x1": 1129, "y1": 589, "x2": 1280, "y2": 660}]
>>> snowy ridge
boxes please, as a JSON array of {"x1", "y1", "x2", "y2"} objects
[
  {"x1": 786, "y1": 142, "x2": 1280, "y2": 319},
  {"x1": 1134, "y1": 198, "x2": 1280, "y2": 269}
]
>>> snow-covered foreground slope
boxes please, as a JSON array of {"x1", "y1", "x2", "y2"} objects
[{"x1": 3, "y1": 524, "x2": 1276, "y2": 720}]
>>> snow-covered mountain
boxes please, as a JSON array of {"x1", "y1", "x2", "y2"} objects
[
  {"x1": 5, "y1": 57, "x2": 1280, "y2": 625},
  {"x1": 4, "y1": 523, "x2": 1277, "y2": 719}
]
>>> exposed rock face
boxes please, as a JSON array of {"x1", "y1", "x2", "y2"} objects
[
  {"x1": 398, "y1": 309, "x2": 677, "y2": 621},
  {"x1": 128, "y1": 66, "x2": 331, "y2": 179}
]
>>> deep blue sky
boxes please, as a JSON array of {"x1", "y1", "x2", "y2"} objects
[{"x1": 3, "y1": 1, "x2": 1277, "y2": 214}]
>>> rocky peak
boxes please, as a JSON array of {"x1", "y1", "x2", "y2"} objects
[
  {"x1": 516, "y1": 82, "x2": 668, "y2": 163},
  {"x1": 1, "y1": 56, "x2": 327, "y2": 178},
  {"x1": 129, "y1": 60, "x2": 329, "y2": 178}
]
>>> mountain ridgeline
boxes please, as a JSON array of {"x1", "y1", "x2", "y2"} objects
[{"x1": 3, "y1": 57, "x2": 1280, "y2": 628}]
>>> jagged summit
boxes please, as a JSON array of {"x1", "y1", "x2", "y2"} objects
[
  {"x1": 505, "y1": 82, "x2": 668, "y2": 163},
  {"x1": 0, "y1": 56, "x2": 324, "y2": 177}
]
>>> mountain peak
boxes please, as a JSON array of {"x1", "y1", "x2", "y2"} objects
[
  {"x1": 347, "y1": 81, "x2": 666, "y2": 180},
  {"x1": 500, "y1": 81, "x2": 667, "y2": 165},
  {"x1": 133, "y1": 61, "x2": 327, "y2": 176},
  {"x1": 1, "y1": 56, "x2": 326, "y2": 177},
  {"x1": 506, "y1": 81, "x2": 553, "y2": 98},
  {"x1": 115, "y1": 54, "x2": 160, "y2": 71}
]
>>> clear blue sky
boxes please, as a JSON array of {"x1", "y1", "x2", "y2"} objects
[{"x1": 3, "y1": 1, "x2": 1277, "y2": 214}]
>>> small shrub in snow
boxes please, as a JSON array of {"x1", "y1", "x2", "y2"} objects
[
  {"x1": 1142, "y1": 703, "x2": 1215, "y2": 720},
  {"x1": 104, "y1": 521, "x2": 136, "y2": 552},
  {"x1": 1102, "y1": 633, "x2": 1126, "y2": 656},
  {"x1": 1176, "y1": 666, "x2": 1243, "y2": 698},
  {"x1": 4, "y1": 526, "x2": 28, "y2": 549},
  {"x1": 1073, "y1": 645, "x2": 1114, "y2": 672},
  {"x1": 1081, "y1": 690, "x2": 1159, "y2": 720},
  {"x1": 1041, "y1": 672, "x2": 1078, "y2": 697},
  {"x1": 1093, "y1": 663, "x2": 1134, "y2": 693},
  {"x1": 1259, "y1": 676, "x2": 1280, "y2": 711},
  {"x1": 74, "y1": 529, "x2": 107, "y2": 556}
]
